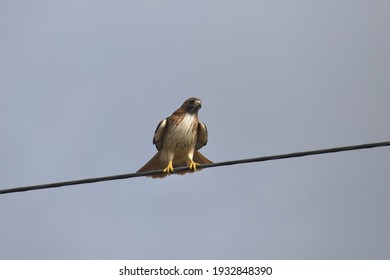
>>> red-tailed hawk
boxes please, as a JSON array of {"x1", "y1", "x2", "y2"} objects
[{"x1": 137, "y1": 97, "x2": 212, "y2": 178}]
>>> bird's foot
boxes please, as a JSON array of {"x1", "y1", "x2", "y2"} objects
[
  {"x1": 163, "y1": 160, "x2": 174, "y2": 174},
  {"x1": 189, "y1": 161, "x2": 200, "y2": 171}
]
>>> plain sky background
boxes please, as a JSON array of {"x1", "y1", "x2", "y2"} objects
[{"x1": 1, "y1": 1, "x2": 390, "y2": 259}]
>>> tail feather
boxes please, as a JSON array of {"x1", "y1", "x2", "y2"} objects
[
  {"x1": 137, "y1": 151, "x2": 213, "y2": 178},
  {"x1": 176, "y1": 151, "x2": 213, "y2": 175},
  {"x1": 193, "y1": 150, "x2": 213, "y2": 165},
  {"x1": 137, "y1": 152, "x2": 168, "y2": 178}
]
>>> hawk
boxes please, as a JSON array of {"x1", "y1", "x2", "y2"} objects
[{"x1": 137, "y1": 97, "x2": 212, "y2": 178}]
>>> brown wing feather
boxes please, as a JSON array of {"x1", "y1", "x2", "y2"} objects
[
  {"x1": 196, "y1": 121, "x2": 208, "y2": 150},
  {"x1": 153, "y1": 118, "x2": 168, "y2": 151}
]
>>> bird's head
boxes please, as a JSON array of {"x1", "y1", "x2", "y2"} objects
[{"x1": 181, "y1": 97, "x2": 202, "y2": 114}]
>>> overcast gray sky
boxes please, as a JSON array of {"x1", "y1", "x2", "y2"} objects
[{"x1": 1, "y1": 1, "x2": 390, "y2": 259}]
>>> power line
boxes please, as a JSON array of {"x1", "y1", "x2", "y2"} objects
[{"x1": 1, "y1": 140, "x2": 389, "y2": 195}]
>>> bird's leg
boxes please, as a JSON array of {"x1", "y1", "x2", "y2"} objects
[
  {"x1": 163, "y1": 160, "x2": 174, "y2": 174},
  {"x1": 189, "y1": 161, "x2": 200, "y2": 171}
]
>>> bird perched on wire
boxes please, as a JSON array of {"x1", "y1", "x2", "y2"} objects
[{"x1": 137, "y1": 97, "x2": 212, "y2": 178}]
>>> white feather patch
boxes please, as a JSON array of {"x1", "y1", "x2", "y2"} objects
[{"x1": 167, "y1": 114, "x2": 197, "y2": 151}]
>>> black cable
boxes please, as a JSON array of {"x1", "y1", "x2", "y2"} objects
[{"x1": 1, "y1": 140, "x2": 389, "y2": 195}]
